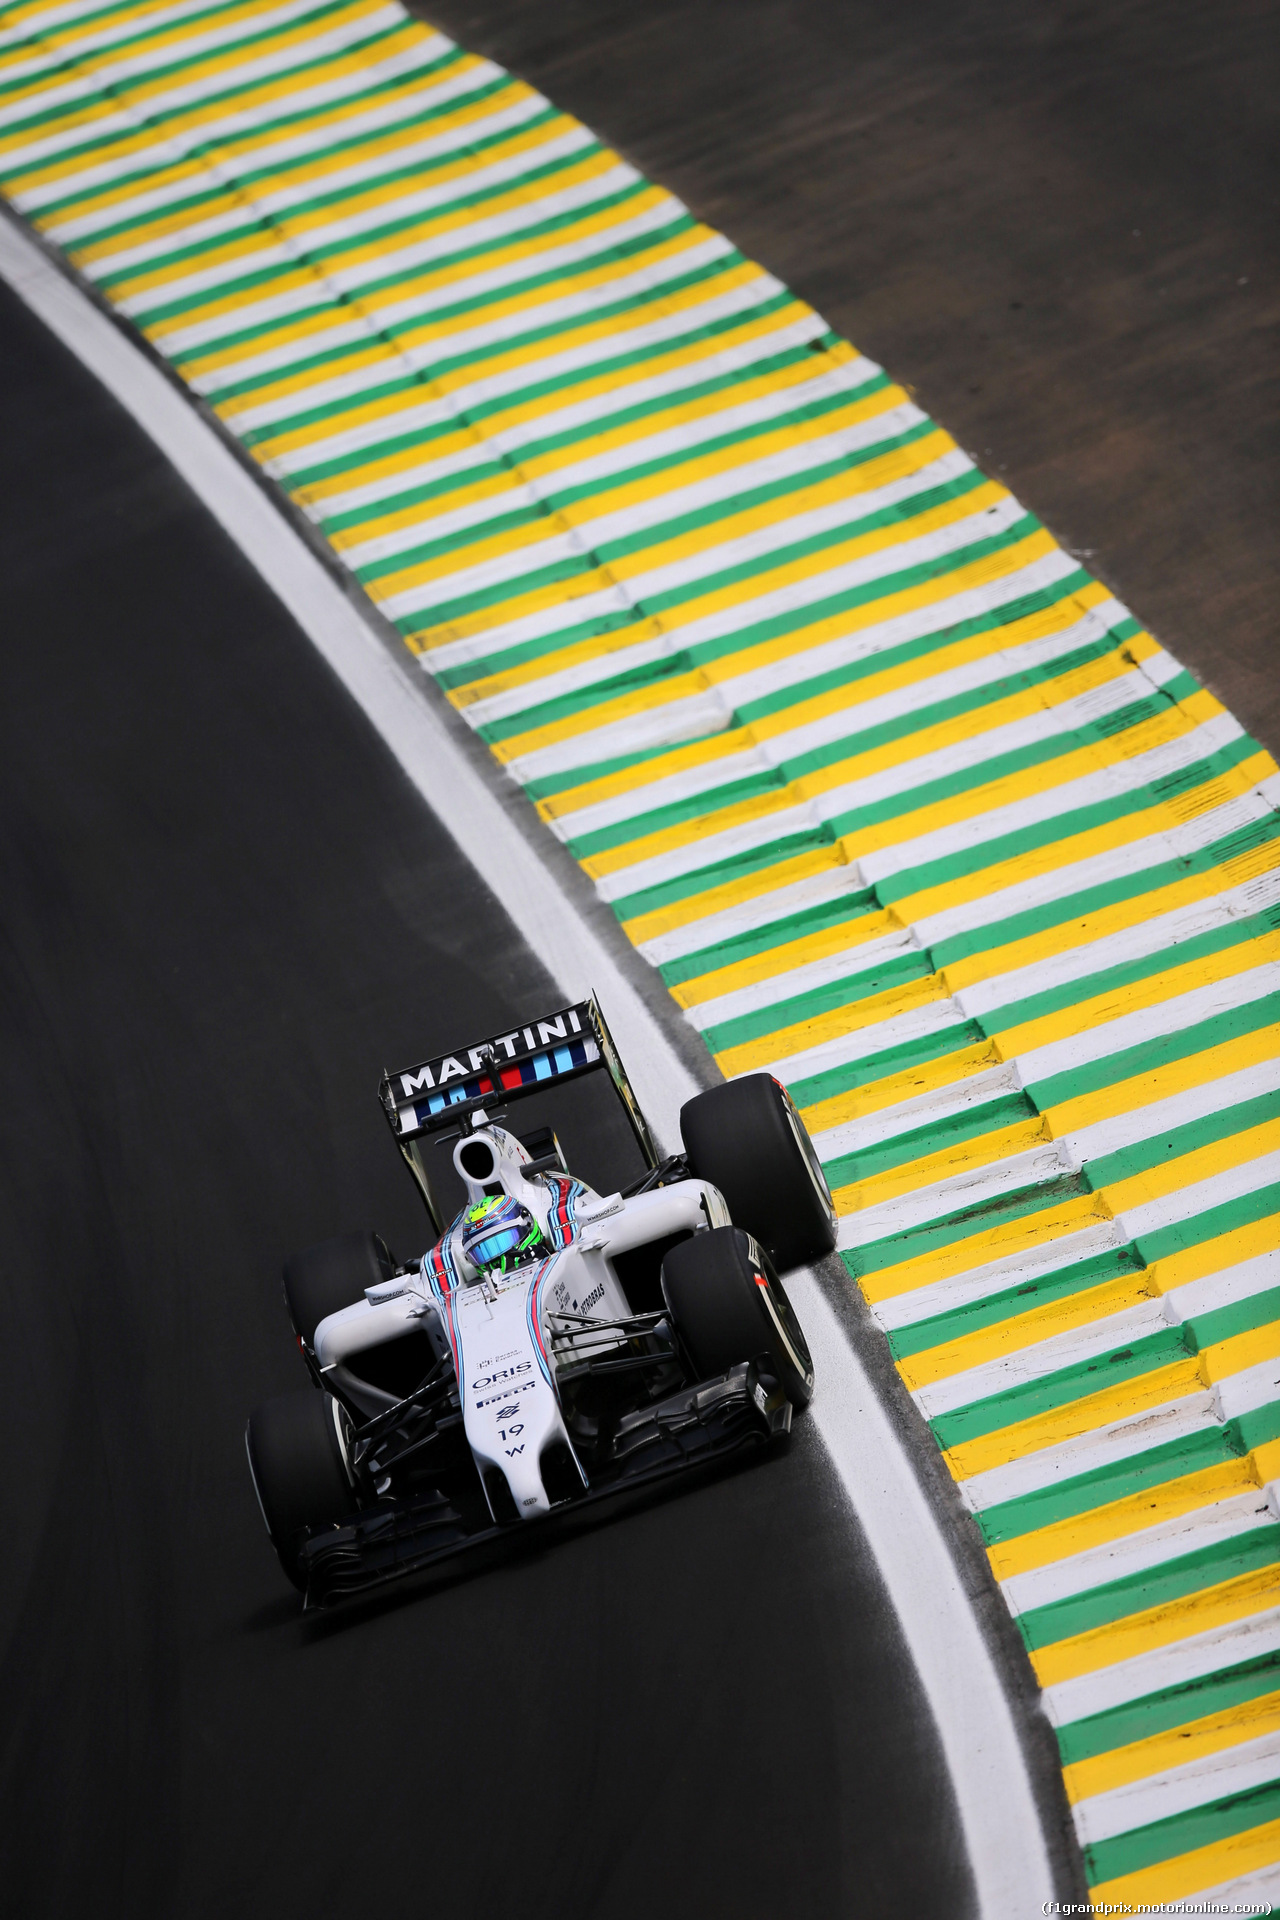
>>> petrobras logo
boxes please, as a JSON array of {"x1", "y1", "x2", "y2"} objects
[{"x1": 473, "y1": 1385, "x2": 529, "y2": 1410}]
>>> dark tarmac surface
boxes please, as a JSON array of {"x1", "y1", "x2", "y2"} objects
[
  {"x1": 417, "y1": 0, "x2": 1279, "y2": 754},
  {"x1": 0, "y1": 289, "x2": 977, "y2": 1917}
]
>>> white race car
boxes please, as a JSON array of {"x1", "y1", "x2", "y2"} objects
[{"x1": 246, "y1": 997, "x2": 836, "y2": 1604}]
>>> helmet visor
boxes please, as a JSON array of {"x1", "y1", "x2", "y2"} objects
[{"x1": 467, "y1": 1222, "x2": 525, "y2": 1268}]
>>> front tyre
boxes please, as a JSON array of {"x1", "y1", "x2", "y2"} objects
[
  {"x1": 283, "y1": 1231, "x2": 394, "y2": 1349},
  {"x1": 245, "y1": 1390, "x2": 358, "y2": 1591},
  {"x1": 679, "y1": 1074, "x2": 837, "y2": 1270},
  {"x1": 662, "y1": 1225, "x2": 814, "y2": 1410}
]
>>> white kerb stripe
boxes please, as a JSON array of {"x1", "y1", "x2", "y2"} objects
[
  {"x1": 1215, "y1": 1358, "x2": 1280, "y2": 1424},
  {"x1": 1041, "y1": 1606, "x2": 1280, "y2": 1727},
  {"x1": 869, "y1": 1219, "x2": 1125, "y2": 1337},
  {"x1": 1164, "y1": 1247, "x2": 1280, "y2": 1324},
  {"x1": 955, "y1": 1391, "x2": 1221, "y2": 1516},
  {"x1": 1190, "y1": 1858, "x2": 1280, "y2": 1912},
  {"x1": 1000, "y1": 1494, "x2": 1275, "y2": 1617},
  {"x1": 1071, "y1": 1723, "x2": 1280, "y2": 1847},
  {"x1": 913, "y1": 1298, "x2": 1172, "y2": 1423}
]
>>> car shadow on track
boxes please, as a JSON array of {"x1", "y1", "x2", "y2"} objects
[{"x1": 247, "y1": 1435, "x2": 799, "y2": 1641}]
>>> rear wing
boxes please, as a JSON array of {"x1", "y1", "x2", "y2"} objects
[{"x1": 380, "y1": 996, "x2": 657, "y2": 1226}]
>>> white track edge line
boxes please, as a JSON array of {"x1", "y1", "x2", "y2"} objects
[{"x1": 0, "y1": 210, "x2": 1056, "y2": 1917}]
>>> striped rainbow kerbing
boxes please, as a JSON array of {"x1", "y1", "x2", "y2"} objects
[{"x1": 1, "y1": 0, "x2": 1277, "y2": 1901}]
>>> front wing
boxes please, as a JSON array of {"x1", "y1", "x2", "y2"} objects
[{"x1": 298, "y1": 1361, "x2": 791, "y2": 1607}]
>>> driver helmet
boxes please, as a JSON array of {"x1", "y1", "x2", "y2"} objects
[{"x1": 461, "y1": 1193, "x2": 545, "y2": 1275}]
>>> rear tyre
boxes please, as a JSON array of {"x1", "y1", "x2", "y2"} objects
[
  {"x1": 283, "y1": 1231, "x2": 393, "y2": 1349},
  {"x1": 246, "y1": 1390, "x2": 357, "y2": 1591},
  {"x1": 679, "y1": 1074, "x2": 837, "y2": 1270},
  {"x1": 661, "y1": 1225, "x2": 814, "y2": 1410}
]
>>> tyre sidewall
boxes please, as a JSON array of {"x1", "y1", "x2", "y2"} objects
[
  {"x1": 662, "y1": 1225, "x2": 814, "y2": 1409},
  {"x1": 283, "y1": 1231, "x2": 393, "y2": 1348},
  {"x1": 246, "y1": 1390, "x2": 356, "y2": 1589}
]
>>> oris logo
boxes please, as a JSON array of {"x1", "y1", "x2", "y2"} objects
[{"x1": 471, "y1": 1361, "x2": 533, "y2": 1390}]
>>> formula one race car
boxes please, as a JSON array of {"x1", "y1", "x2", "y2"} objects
[{"x1": 246, "y1": 997, "x2": 837, "y2": 1605}]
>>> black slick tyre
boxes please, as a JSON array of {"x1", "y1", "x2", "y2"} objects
[
  {"x1": 245, "y1": 1390, "x2": 357, "y2": 1590},
  {"x1": 283, "y1": 1231, "x2": 393, "y2": 1349},
  {"x1": 679, "y1": 1074, "x2": 837, "y2": 1270},
  {"x1": 661, "y1": 1225, "x2": 814, "y2": 1409}
]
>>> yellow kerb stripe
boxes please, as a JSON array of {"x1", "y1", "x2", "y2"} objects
[
  {"x1": 0, "y1": 21, "x2": 432, "y2": 184},
  {"x1": 1088, "y1": 1810, "x2": 1280, "y2": 1907},
  {"x1": 947, "y1": 1319, "x2": 1280, "y2": 1489},
  {"x1": 1201, "y1": 1321, "x2": 1280, "y2": 1387},
  {"x1": 138, "y1": 141, "x2": 631, "y2": 341},
  {"x1": 331, "y1": 376, "x2": 912, "y2": 557},
  {"x1": 992, "y1": 922, "x2": 1280, "y2": 1069},
  {"x1": 1100, "y1": 1115, "x2": 1280, "y2": 1219},
  {"x1": 670, "y1": 906, "x2": 901, "y2": 1012},
  {"x1": 396, "y1": 398, "x2": 941, "y2": 610},
  {"x1": 426, "y1": 447, "x2": 987, "y2": 665},
  {"x1": 4, "y1": 0, "x2": 373, "y2": 126},
  {"x1": 823, "y1": 1006, "x2": 1278, "y2": 1247},
  {"x1": 55, "y1": 72, "x2": 532, "y2": 250},
  {"x1": 69, "y1": 0, "x2": 394, "y2": 124},
  {"x1": 0, "y1": 0, "x2": 219, "y2": 70},
  {"x1": 13, "y1": 45, "x2": 491, "y2": 205},
  {"x1": 716, "y1": 827, "x2": 1268, "y2": 1079},
  {"x1": 418, "y1": 419, "x2": 958, "y2": 641},
  {"x1": 942, "y1": 1357, "x2": 1203, "y2": 1482},
  {"x1": 988, "y1": 1459, "x2": 1263, "y2": 1583},
  {"x1": 716, "y1": 971, "x2": 950, "y2": 1079},
  {"x1": 1030, "y1": 1562, "x2": 1280, "y2": 1689},
  {"x1": 254, "y1": 293, "x2": 815, "y2": 463},
  {"x1": 830, "y1": 1115, "x2": 1050, "y2": 1217},
  {"x1": 891, "y1": 741, "x2": 1271, "y2": 934},
  {"x1": 898, "y1": 1269, "x2": 1157, "y2": 1394},
  {"x1": 294, "y1": 293, "x2": 830, "y2": 509},
  {"x1": 619, "y1": 844, "x2": 851, "y2": 948},
  {"x1": 538, "y1": 578, "x2": 1112, "y2": 829},
  {"x1": 210, "y1": 214, "x2": 719, "y2": 411},
  {"x1": 640, "y1": 688, "x2": 1233, "y2": 977},
  {"x1": 1144, "y1": 1210, "x2": 1280, "y2": 1301},
  {"x1": 580, "y1": 619, "x2": 1150, "y2": 883},
  {"x1": 92, "y1": 108, "x2": 586, "y2": 290},
  {"x1": 799, "y1": 1042, "x2": 1001, "y2": 1134},
  {"x1": 1065, "y1": 1686, "x2": 1280, "y2": 1806},
  {"x1": 0, "y1": 20, "x2": 433, "y2": 168},
  {"x1": 487, "y1": 524, "x2": 1055, "y2": 764},
  {"x1": 941, "y1": 821, "x2": 1280, "y2": 1000},
  {"x1": 254, "y1": 251, "x2": 769, "y2": 427},
  {"x1": 1046, "y1": 1022, "x2": 1280, "y2": 1141},
  {"x1": 859, "y1": 1191, "x2": 1114, "y2": 1310}
]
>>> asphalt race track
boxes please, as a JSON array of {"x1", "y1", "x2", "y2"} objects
[{"x1": 0, "y1": 286, "x2": 976, "y2": 1917}]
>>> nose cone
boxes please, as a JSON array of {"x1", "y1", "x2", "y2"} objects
[{"x1": 454, "y1": 1267, "x2": 575, "y2": 1521}]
